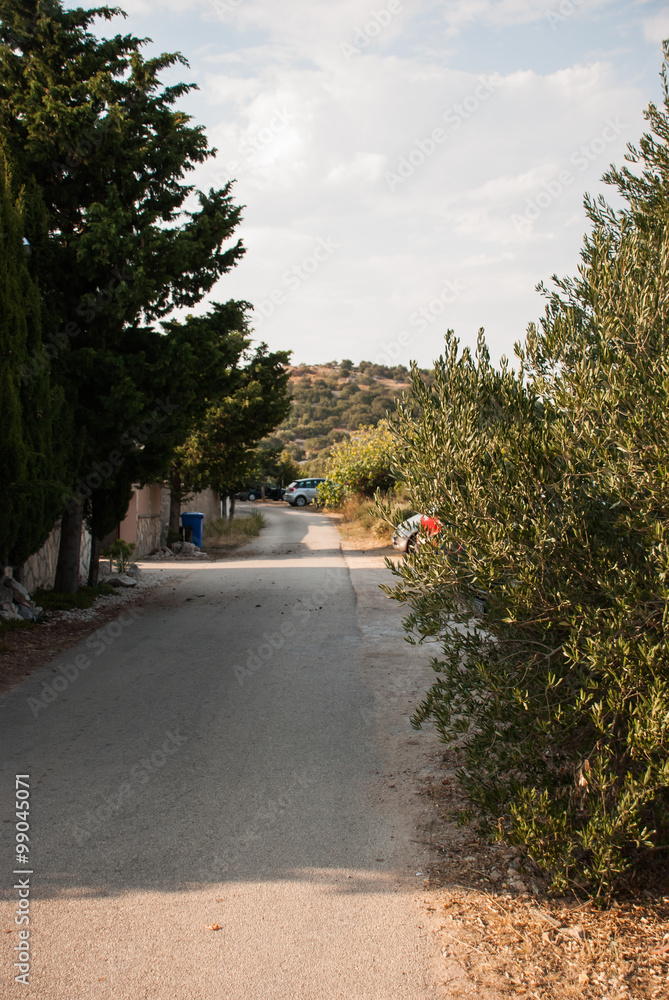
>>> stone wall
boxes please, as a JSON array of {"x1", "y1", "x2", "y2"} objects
[
  {"x1": 181, "y1": 488, "x2": 222, "y2": 523},
  {"x1": 135, "y1": 514, "x2": 162, "y2": 557},
  {"x1": 18, "y1": 521, "x2": 92, "y2": 595}
]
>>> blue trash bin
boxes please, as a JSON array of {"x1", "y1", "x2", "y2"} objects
[{"x1": 181, "y1": 512, "x2": 205, "y2": 549}]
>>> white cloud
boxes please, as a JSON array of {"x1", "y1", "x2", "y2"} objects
[
  {"x1": 61, "y1": 0, "x2": 662, "y2": 366},
  {"x1": 643, "y1": 10, "x2": 669, "y2": 43}
]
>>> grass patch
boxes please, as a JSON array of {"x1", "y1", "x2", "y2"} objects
[
  {"x1": 204, "y1": 512, "x2": 265, "y2": 551},
  {"x1": 34, "y1": 583, "x2": 116, "y2": 612},
  {"x1": 0, "y1": 618, "x2": 37, "y2": 636}
]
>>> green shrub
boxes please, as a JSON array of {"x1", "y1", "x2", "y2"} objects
[
  {"x1": 386, "y1": 53, "x2": 669, "y2": 900},
  {"x1": 108, "y1": 539, "x2": 135, "y2": 573},
  {"x1": 325, "y1": 420, "x2": 395, "y2": 496},
  {"x1": 316, "y1": 479, "x2": 346, "y2": 509}
]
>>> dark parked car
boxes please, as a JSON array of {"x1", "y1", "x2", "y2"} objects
[{"x1": 235, "y1": 483, "x2": 284, "y2": 502}]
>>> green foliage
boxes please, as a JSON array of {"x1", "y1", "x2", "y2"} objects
[
  {"x1": 0, "y1": 2, "x2": 246, "y2": 586},
  {"x1": 108, "y1": 539, "x2": 134, "y2": 573},
  {"x1": 325, "y1": 421, "x2": 396, "y2": 497},
  {"x1": 0, "y1": 618, "x2": 36, "y2": 635},
  {"x1": 204, "y1": 512, "x2": 264, "y2": 541},
  {"x1": 251, "y1": 444, "x2": 300, "y2": 487},
  {"x1": 34, "y1": 583, "x2": 115, "y2": 611},
  {"x1": 179, "y1": 344, "x2": 291, "y2": 499},
  {"x1": 0, "y1": 152, "x2": 71, "y2": 566},
  {"x1": 386, "y1": 48, "x2": 669, "y2": 900},
  {"x1": 276, "y1": 361, "x2": 422, "y2": 464},
  {"x1": 315, "y1": 479, "x2": 346, "y2": 509}
]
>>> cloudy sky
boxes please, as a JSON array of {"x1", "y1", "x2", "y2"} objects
[{"x1": 67, "y1": 0, "x2": 669, "y2": 368}]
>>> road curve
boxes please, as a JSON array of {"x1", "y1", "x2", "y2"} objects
[{"x1": 1, "y1": 504, "x2": 447, "y2": 999}]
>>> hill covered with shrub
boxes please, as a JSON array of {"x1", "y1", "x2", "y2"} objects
[{"x1": 264, "y1": 359, "x2": 431, "y2": 470}]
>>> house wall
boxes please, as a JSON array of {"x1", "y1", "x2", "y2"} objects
[
  {"x1": 136, "y1": 484, "x2": 163, "y2": 556},
  {"x1": 10, "y1": 483, "x2": 221, "y2": 592},
  {"x1": 181, "y1": 488, "x2": 221, "y2": 522},
  {"x1": 120, "y1": 491, "x2": 138, "y2": 547},
  {"x1": 118, "y1": 485, "x2": 162, "y2": 558}
]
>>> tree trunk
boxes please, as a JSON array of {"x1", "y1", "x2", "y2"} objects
[
  {"x1": 54, "y1": 502, "x2": 83, "y2": 593},
  {"x1": 228, "y1": 493, "x2": 236, "y2": 522},
  {"x1": 87, "y1": 534, "x2": 101, "y2": 587},
  {"x1": 169, "y1": 466, "x2": 181, "y2": 535}
]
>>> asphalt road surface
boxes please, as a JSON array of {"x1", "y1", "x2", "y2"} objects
[{"x1": 1, "y1": 504, "x2": 453, "y2": 999}]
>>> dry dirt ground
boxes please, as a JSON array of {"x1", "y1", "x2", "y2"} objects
[{"x1": 411, "y1": 754, "x2": 669, "y2": 1000}]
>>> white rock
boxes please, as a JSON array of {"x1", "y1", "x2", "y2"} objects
[
  {"x1": 107, "y1": 574, "x2": 137, "y2": 588},
  {"x1": 3, "y1": 577, "x2": 31, "y2": 600}
]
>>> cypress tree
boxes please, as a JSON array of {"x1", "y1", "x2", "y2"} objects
[
  {"x1": 0, "y1": 1, "x2": 245, "y2": 589},
  {"x1": 0, "y1": 152, "x2": 70, "y2": 569}
]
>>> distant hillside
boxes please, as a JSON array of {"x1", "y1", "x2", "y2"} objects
[{"x1": 262, "y1": 359, "x2": 431, "y2": 469}]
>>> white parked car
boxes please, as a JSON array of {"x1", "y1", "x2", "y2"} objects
[
  {"x1": 283, "y1": 478, "x2": 326, "y2": 507},
  {"x1": 391, "y1": 513, "x2": 442, "y2": 552},
  {"x1": 392, "y1": 513, "x2": 489, "y2": 614}
]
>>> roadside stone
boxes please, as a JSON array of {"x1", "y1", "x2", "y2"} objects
[
  {"x1": 4, "y1": 577, "x2": 31, "y2": 601},
  {"x1": 0, "y1": 604, "x2": 21, "y2": 621},
  {"x1": 107, "y1": 574, "x2": 138, "y2": 588},
  {"x1": 16, "y1": 604, "x2": 39, "y2": 621}
]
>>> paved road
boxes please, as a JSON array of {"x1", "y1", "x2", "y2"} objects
[{"x1": 1, "y1": 505, "x2": 448, "y2": 999}]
